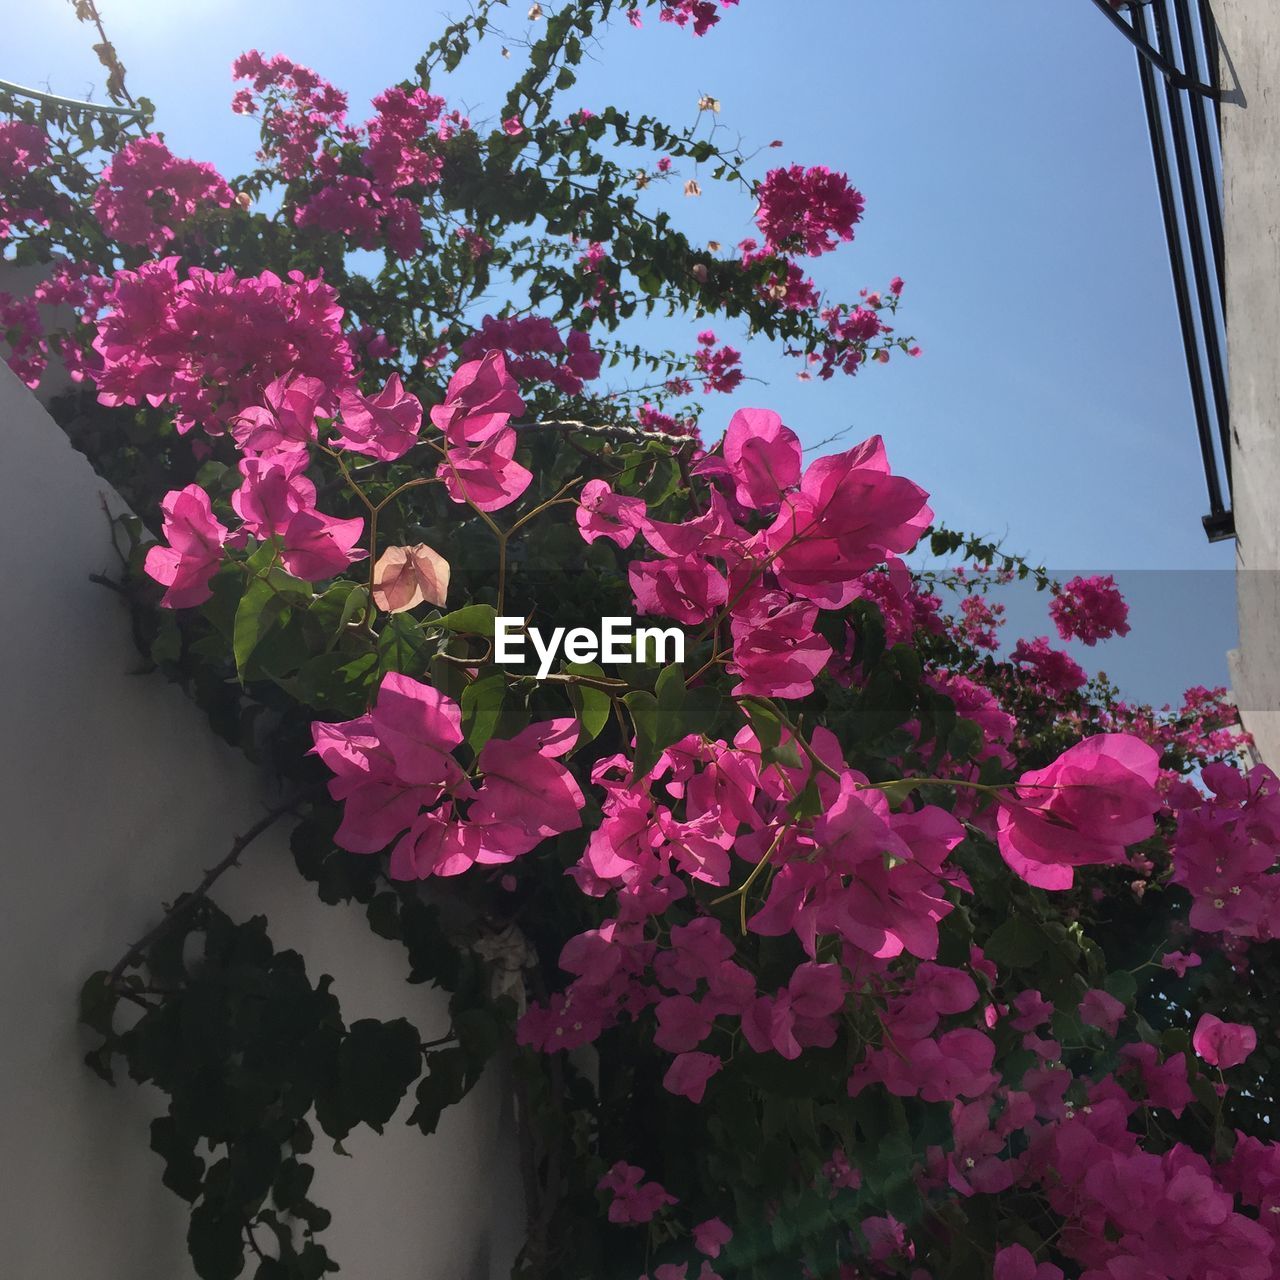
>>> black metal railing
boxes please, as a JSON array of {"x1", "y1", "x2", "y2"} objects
[{"x1": 1090, "y1": 0, "x2": 1234, "y2": 542}]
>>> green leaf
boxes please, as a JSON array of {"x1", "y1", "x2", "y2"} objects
[
  {"x1": 739, "y1": 696, "x2": 783, "y2": 754},
  {"x1": 655, "y1": 663, "x2": 686, "y2": 746},
  {"x1": 984, "y1": 917, "x2": 1049, "y2": 968},
  {"x1": 622, "y1": 689, "x2": 659, "y2": 779},
  {"x1": 234, "y1": 577, "x2": 287, "y2": 681},
  {"x1": 876, "y1": 779, "x2": 919, "y2": 809},
  {"x1": 436, "y1": 603, "x2": 497, "y2": 636},
  {"x1": 462, "y1": 673, "x2": 507, "y2": 751},
  {"x1": 564, "y1": 662, "x2": 610, "y2": 745},
  {"x1": 331, "y1": 584, "x2": 370, "y2": 646}
]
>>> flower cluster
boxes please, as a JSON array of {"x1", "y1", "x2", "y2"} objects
[
  {"x1": 93, "y1": 257, "x2": 353, "y2": 433},
  {"x1": 0, "y1": 291, "x2": 45, "y2": 388},
  {"x1": 312, "y1": 673, "x2": 584, "y2": 878},
  {"x1": 755, "y1": 164, "x2": 865, "y2": 257},
  {"x1": 0, "y1": 119, "x2": 51, "y2": 241},
  {"x1": 92, "y1": 136, "x2": 235, "y2": 252},
  {"x1": 1050, "y1": 573, "x2": 1132, "y2": 646},
  {"x1": 231, "y1": 51, "x2": 350, "y2": 179},
  {"x1": 459, "y1": 314, "x2": 601, "y2": 396}
]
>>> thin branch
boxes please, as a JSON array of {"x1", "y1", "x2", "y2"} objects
[{"x1": 105, "y1": 790, "x2": 317, "y2": 987}]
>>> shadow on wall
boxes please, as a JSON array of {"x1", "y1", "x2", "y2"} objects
[{"x1": 0, "y1": 357, "x2": 523, "y2": 1278}]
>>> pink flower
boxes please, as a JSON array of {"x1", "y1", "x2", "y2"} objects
[
  {"x1": 1080, "y1": 988, "x2": 1126, "y2": 1037},
  {"x1": 598, "y1": 1162, "x2": 677, "y2": 1223},
  {"x1": 502, "y1": 116, "x2": 524, "y2": 137},
  {"x1": 576, "y1": 479, "x2": 647, "y2": 548},
  {"x1": 1050, "y1": 574, "x2": 1131, "y2": 646},
  {"x1": 727, "y1": 591, "x2": 832, "y2": 700},
  {"x1": 231, "y1": 452, "x2": 366, "y2": 581},
  {"x1": 93, "y1": 136, "x2": 234, "y2": 252},
  {"x1": 144, "y1": 485, "x2": 229, "y2": 608},
  {"x1": 889, "y1": 276, "x2": 905, "y2": 295},
  {"x1": 693, "y1": 340, "x2": 743, "y2": 394},
  {"x1": 1192, "y1": 1014, "x2": 1257, "y2": 1069},
  {"x1": 230, "y1": 373, "x2": 326, "y2": 454},
  {"x1": 754, "y1": 164, "x2": 864, "y2": 257},
  {"x1": 1011, "y1": 636, "x2": 1087, "y2": 695},
  {"x1": 654, "y1": 995, "x2": 715, "y2": 1053},
  {"x1": 996, "y1": 734, "x2": 1161, "y2": 890},
  {"x1": 429, "y1": 350, "x2": 525, "y2": 445},
  {"x1": 630, "y1": 555, "x2": 728, "y2": 625},
  {"x1": 662, "y1": 1051, "x2": 722, "y2": 1102},
  {"x1": 720, "y1": 407, "x2": 801, "y2": 510},
  {"x1": 766, "y1": 435, "x2": 932, "y2": 608},
  {"x1": 231, "y1": 452, "x2": 315, "y2": 537},
  {"x1": 741, "y1": 963, "x2": 845, "y2": 1060},
  {"x1": 467, "y1": 719, "x2": 586, "y2": 859},
  {"x1": 440, "y1": 429, "x2": 533, "y2": 512},
  {"x1": 994, "y1": 1244, "x2": 1063, "y2": 1280},
  {"x1": 692, "y1": 1218, "x2": 733, "y2": 1258},
  {"x1": 93, "y1": 260, "x2": 352, "y2": 436},
  {"x1": 1162, "y1": 950, "x2": 1202, "y2": 977},
  {"x1": 276, "y1": 508, "x2": 367, "y2": 581},
  {"x1": 335, "y1": 373, "x2": 423, "y2": 460}
]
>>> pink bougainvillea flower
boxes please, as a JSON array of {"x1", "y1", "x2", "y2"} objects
[
  {"x1": 467, "y1": 719, "x2": 585, "y2": 859},
  {"x1": 1080, "y1": 988, "x2": 1126, "y2": 1037},
  {"x1": 692, "y1": 1218, "x2": 733, "y2": 1258},
  {"x1": 501, "y1": 116, "x2": 525, "y2": 137},
  {"x1": 741, "y1": 963, "x2": 845, "y2": 1060},
  {"x1": 994, "y1": 1244, "x2": 1063, "y2": 1280},
  {"x1": 311, "y1": 673, "x2": 469, "y2": 856},
  {"x1": 1050, "y1": 574, "x2": 1131, "y2": 647},
  {"x1": 653, "y1": 994, "x2": 716, "y2": 1053},
  {"x1": 1011, "y1": 636, "x2": 1087, "y2": 696},
  {"x1": 996, "y1": 734, "x2": 1161, "y2": 890},
  {"x1": 1161, "y1": 950, "x2": 1202, "y2": 977},
  {"x1": 429, "y1": 350, "x2": 525, "y2": 445},
  {"x1": 754, "y1": 164, "x2": 864, "y2": 257},
  {"x1": 629, "y1": 554, "x2": 728, "y2": 625},
  {"x1": 371, "y1": 543, "x2": 450, "y2": 613},
  {"x1": 576, "y1": 479, "x2": 647, "y2": 548},
  {"x1": 231, "y1": 452, "x2": 314, "y2": 536},
  {"x1": 720, "y1": 406, "x2": 801, "y2": 510},
  {"x1": 230, "y1": 372, "x2": 327, "y2": 454},
  {"x1": 662, "y1": 1051, "x2": 722, "y2": 1102},
  {"x1": 92, "y1": 136, "x2": 234, "y2": 252},
  {"x1": 144, "y1": 484, "x2": 229, "y2": 608},
  {"x1": 334, "y1": 373, "x2": 423, "y2": 460},
  {"x1": 1192, "y1": 1014, "x2": 1257, "y2": 1069},
  {"x1": 767, "y1": 435, "x2": 932, "y2": 608},
  {"x1": 440, "y1": 428, "x2": 533, "y2": 511},
  {"x1": 598, "y1": 1162, "x2": 677, "y2": 1223},
  {"x1": 727, "y1": 590, "x2": 832, "y2": 699}
]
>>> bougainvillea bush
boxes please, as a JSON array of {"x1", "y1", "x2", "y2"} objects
[{"x1": 3, "y1": 4, "x2": 1275, "y2": 1279}]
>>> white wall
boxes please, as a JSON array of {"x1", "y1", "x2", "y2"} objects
[
  {"x1": 0, "y1": 357, "x2": 523, "y2": 1278},
  {"x1": 1219, "y1": 0, "x2": 1280, "y2": 764}
]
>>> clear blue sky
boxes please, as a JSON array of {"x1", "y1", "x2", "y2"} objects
[{"x1": 6, "y1": 0, "x2": 1240, "y2": 706}]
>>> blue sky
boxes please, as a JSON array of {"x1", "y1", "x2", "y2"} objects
[{"x1": 5, "y1": 0, "x2": 1239, "y2": 705}]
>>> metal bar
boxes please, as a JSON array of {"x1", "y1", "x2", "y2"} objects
[
  {"x1": 1131, "y1": 3, "x2": 1229, "y2": 523},
  {"x1": 1153, "y1": 0, "x2": 1233, "y2": 492},
  {"x1": 1199, "y1": 0, "x2": 1222, "y2": 133},
  {"x1": 1089, "y1": 0, "x2": 1223, "y2": 96},
  {"x1": 0, "y1": 77, "x2": 143, "y2": 120},
  {"x1": 1174, "y1": 0, "x2": 1226, "y2": 304}
]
